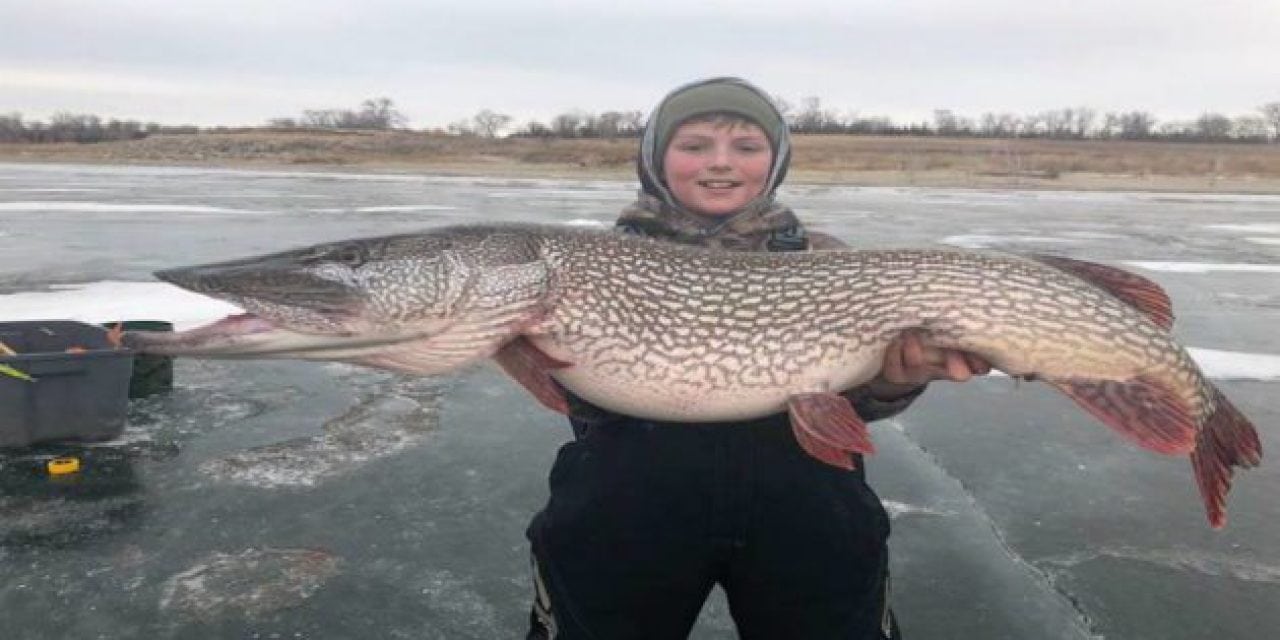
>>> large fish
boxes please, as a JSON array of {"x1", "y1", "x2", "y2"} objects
[{"x1": 125, "y1": 223, "x2": 1261, "y2": 527}]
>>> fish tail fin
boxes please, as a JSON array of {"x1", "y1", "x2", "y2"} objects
[
  {"x1": 1049, "y1": 375, "x2": 1198, "y2": 455},
  {"x1": 1190, "y1": 385, "x2": 1262, "y2": 529}
]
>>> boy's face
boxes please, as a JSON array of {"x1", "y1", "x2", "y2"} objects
[{"x1": 662, "y1": 120, "x2": 773, "y2": 217}]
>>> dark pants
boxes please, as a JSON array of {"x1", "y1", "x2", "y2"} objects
[{"x1": 526, "y1": 415, "x2": 900, "y2": 640}]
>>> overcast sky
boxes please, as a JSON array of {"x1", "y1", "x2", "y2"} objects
[{"x1": 3, "y1": 0, "x2": 1278, "y2": 129}]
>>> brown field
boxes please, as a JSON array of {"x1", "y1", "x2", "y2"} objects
[{"x1": 3, "y1": 130, "x2": 1280, "y2": 193}]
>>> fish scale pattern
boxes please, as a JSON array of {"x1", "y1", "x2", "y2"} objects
[{"x1": 535, "y1": 228, "x2": 1210, "y2": 422}]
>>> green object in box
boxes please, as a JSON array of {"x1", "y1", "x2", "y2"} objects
[{"x1": 102, "y1": 320, "x2": 174, "y2": 398}]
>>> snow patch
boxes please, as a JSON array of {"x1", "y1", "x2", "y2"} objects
[
  {"x1": 1123, "y1": 261, "x2": 1280, "y2": 274},
  {"x1": 0, "y1": 201, "x2": 260, "y2": 214},
  {"x1": 0, "y1": 281, "x2": 240, "y2": 330},
  {"x1": 1204, "y1": 223, "x2": 1280, "y2": 234},
  {"x1": 940, "y1": 234, "x2": 1077, "y2": 249}
]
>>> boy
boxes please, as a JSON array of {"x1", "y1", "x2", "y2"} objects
[{"x1": 526, "y1": 77, "x2": 988, "y2": 640}]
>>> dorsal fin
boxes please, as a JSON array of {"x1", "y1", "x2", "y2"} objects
[{"x1": 1030, "y1": 254, "x2": 1174, "y2": 330}]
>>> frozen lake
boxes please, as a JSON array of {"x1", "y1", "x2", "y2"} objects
[{"x1": 1, "y1": 162, "x2": 1278, "y2": 639}]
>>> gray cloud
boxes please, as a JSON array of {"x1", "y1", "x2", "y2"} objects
[{"x1": 3, "y1": 0, "x2": 1277, "y2": 126}]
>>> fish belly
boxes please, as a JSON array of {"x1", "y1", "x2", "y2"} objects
[{"x1": 546, "y1": 343, "x2": 887, "y2": 423}]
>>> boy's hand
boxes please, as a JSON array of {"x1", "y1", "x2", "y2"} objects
[{"x1": 867, "y1": 332, "x2": 992, "y2": 400}]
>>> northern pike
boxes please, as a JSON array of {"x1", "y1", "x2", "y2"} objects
[{"x1": 125, "y1": 223, "x2": 1261, "y2": 527}]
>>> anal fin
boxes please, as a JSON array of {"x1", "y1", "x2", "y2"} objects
[
  {"x1": 493, "y1": 337, "x2": 573, "y2": 416},
  {"x1": 787, "y1": 392, "x2": 876, "y2": 470},
  {"x1": 1049, "y1": 376, "x2": 1197, "y2": 455}
]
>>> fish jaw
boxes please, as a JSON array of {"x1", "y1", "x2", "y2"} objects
[
  {"x1": 130, "y1": 234, "x2": 462, "y2": 361},
  {"x1": 152, "y1": 250, "x2": 373, "y2": 338},
  {"x1": 122, "y1": 313, "x2": 443, "y2": 360}
]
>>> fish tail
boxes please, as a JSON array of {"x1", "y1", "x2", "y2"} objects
[{"x1": 1190, "y1": 384, "x2": 1262, "y2": 529}]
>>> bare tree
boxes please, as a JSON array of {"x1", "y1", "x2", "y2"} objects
[
  {"x1": 1118, "y1": 111, "x2": 1157, "y2": 139},
  {"x1": 1195, "y1": 113, "x2": 1233, "y2": 140},
  {"x1": 472, "y1": 109, "x2": 513, "y2": 137},
  {"x1": 0, "y1": 113, "x2": 24, "y2": 142},
  {"x1": 303, "y1": 109, "x2": 338, "y2": 128},
  {"x1": 446, "y1": 119, "x2": 475, "y2": 136},
  {"x1": 359, "y1": 97, "x2": 407, "y2": 129},
  {"x1": 792, "y1": 96, "x2": 840, "y2": 133},
  {"x1": 294, "y1": 98, "x2": 404, "y2": 130},
  {"x1": 1071, "y1": 107, "x2": 1096, "y2": 138},
  {"x1": 978, "y1": 112, "x2": 1021, "y2": 137},
  {"x1": 1022, "y1": 112, "x2": 1046, "y2": 137},
  {"x1": 1260, "y1": 102, "x2": 1280, "y2": 141},
  {"x1": 1099, "y1": 112, "x2": 1121, "y2": 139},
  {"x1": 520, "y1": 121, "x2": 554, "y2": 137},
  {"x1": 1159, "y1": 121, "x2": 1195, "y2": 138},
  {"x1": 933, "y1": 109, "x2": 960, "y2": 136},
  {"x1": 620, "y1": 110, "x2": 645, "y2": 135},
  {"x1": 596, "y1": 111, "x2": 625, "y2": 139},
  {"x1": 1231, "y1": 115, "x2": 1270, "y2": 141},
  {"x1": 551, "y1": 111, "x2": 586, "y2": 138},
  {"x1": 771, "y1": 95, "x2": 793, "y2": 124},
  {"x1": 1038, "y1": 109, "x2": 1069, "y2": 137}
]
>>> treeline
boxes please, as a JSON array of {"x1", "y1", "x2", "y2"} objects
[
  {"x1": 499, "y1": 98, "x2": 1280, "y2": 143},
  {"x1": 5, "y1": 95, "x2": 1279, "y2": 144},
  {"x1": 267, "y1": 97, "x2": 405, "y2": 131},
  {"x1": 463, "y1": 110, "x2": 646, "y2": 139},
  {"x1": 0, "y1": 112, "x2": 197, "y2": 143},
  {"x1": 0, "y1": 97, "x2": 407, "y2": 144},
  {"x1": 780, "y1": 98, "x2": 1280, "y2": 143}
]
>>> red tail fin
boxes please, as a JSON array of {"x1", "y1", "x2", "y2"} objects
[{"x1": 1190, "y1": 385, "x2": 1262, "y2": 529}]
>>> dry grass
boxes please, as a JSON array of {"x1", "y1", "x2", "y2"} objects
[
  {"x1": 3, "y1": 130, "x2": 1280, "y2": 192},
  {"x1": 790, "y1": 135, "x2": 1280, "y2": 176}
]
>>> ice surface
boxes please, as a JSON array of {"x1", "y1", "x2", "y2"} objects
[
  {"x1": 940, "y1": 234, "x2": 1079, "y2": 249},
  {"x1": 1124, "y1": 262, "x2": 1280, "y2": 273},
  {"x1": 159, "y1": 548, "x2": 341, "y2": 621},
  {"x1": 0, "y1": 201, "x2": 263, "y2": 214},
  {"x1": 308, "y1": 204, "x2": 459, "y2": 213},
  {"x1": 1204, "y1": 223, "x2": 1280, "y2": 233},
  {"x1": 2, "y1": 163, "x2": 1276, "y2": 640}
]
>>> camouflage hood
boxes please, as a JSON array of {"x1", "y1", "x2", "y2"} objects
[
  {"x1": 616, "y1": 191, "x2": 804, "y2": 252},
  {"x1": 627, "y1": 76, "x2": 798, "y2": 251}
]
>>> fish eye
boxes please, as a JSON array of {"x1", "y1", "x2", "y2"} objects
[{"x1": 335, "y1": 245, "x2": 365, "y2": 268}]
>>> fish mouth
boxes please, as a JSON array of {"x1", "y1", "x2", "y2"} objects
[{"x1": 123, "y1": 312, "x2": 417, "y2": 359}]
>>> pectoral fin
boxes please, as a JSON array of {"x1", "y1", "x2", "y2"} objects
[
  {"x1": 787, "y1": 392, "x2": 876, "y2": 470},
  {"x1": 1049, "y1": 376, "x2": 1197, "y2": 455},
  {"x1": 493, "y1": 337, "x2": 573, "y2": 415}
]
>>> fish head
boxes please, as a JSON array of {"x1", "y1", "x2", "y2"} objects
[{"x1": 127, "y1": 226, "x2": 547, "y2": 363}]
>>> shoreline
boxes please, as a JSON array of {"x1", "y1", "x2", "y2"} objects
[
  {"x1": 3, "y1": 131, "x2": 1280, "y2": 195},
  {"x1": 7, "y1": 157, "x2": 1280, "y2": 196}
]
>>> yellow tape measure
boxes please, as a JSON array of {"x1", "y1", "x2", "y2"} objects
[{"x1": 47, "y1": 457, "x2": 81, "y2": 475}]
